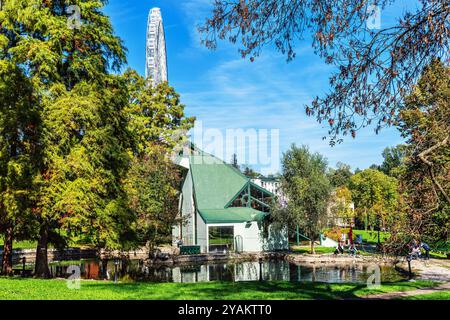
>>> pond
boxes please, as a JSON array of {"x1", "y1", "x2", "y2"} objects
[{"x1": 36, "y1": 259, "x2": 406, "y2": 284}]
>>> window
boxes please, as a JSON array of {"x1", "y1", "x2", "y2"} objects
[{"x1": 208, "y1": 226, "x2": 234, "y2": 252}]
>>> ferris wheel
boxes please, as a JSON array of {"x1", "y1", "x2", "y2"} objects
[{"x1": 146, "y1": 8, "x2": 168, "y2": 86}]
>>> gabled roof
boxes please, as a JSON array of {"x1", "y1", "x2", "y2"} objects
[
  {"x1": 189, "y1": 152, "x2": 248, "y2": 210},
  {"x1": 199, "y1": 207, "x2": 266, "y2": 224},
  {"x1": 183, "y1": 148, "x2": 274, "y2": 224}
]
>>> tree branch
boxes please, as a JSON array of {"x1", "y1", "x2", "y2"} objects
[{"x1": 418, "y1": 135, "x2": 450, "y2": 204}]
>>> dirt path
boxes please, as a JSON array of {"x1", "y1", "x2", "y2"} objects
[{"x1": 363, "y1": 281, "x2": 450, "y2": 299}]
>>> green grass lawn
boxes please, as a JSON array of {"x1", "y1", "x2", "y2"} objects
[
  {"x1": 0, "y1": 277, "x2": 440, "y2": 300},
  {"x1": 353, "y1": 230, "x2": 391, "y2": 244},
  {"x1": 0, "y1": 240, "x2": 90, "y2": 251},
  {"x1": 398, "y1": 290, "x2": 450, "y2": 300},
  {"x1": 291, "y1": 246, "x2": 336, "y2": 254},
  {"x1": 430, "y1": 251, "x2": 449, "y2": 259},
  {"x1": 0, "y1": 240, "x2": 37, "y2": 250},
  {"x1": 290, "y1": 245, "x2": 373, "y2": 256}
]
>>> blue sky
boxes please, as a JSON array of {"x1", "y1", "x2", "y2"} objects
[{"x1": 103, "y1": 0, "x2": 418, "y2": 174}]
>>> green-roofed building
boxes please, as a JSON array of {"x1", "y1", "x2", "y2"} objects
[{"x1": 173, "y1": 144, "x2": 288, "y2": 253}]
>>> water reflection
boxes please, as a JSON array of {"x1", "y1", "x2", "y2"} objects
[{"x1": 47, "y1": 259, "x2": 405, "y2": 284}]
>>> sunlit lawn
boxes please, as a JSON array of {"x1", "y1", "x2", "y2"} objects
[
  {"x1": 0, "y1": 240, "x2": 37, "y2": 250},
  {"x1": 398, "y1": 290, "x2": 450, "y2": 300},
  {"x1": 290, "y1": 246, "x2": 336, "y2": 254},
  {"x1": 353, "y1": 230, "x2": 391, "y2": 244},
  {"x1": 0, "y1": 277, "x2": 440, "y2": 300}
]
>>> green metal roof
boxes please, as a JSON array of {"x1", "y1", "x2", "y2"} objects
[
  {"x1": 189, "y1": 153, "x2": 249, "y2": 210},
  {"x1": 199, "y1": 207, "x2": 266, "y2": 224},
  {"x1": 185, "y1": 150, "x2": 274, "y2": 224}
]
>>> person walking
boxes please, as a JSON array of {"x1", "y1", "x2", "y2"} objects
[{"x1": 421, "y1": 242, "x2": 430, "y2": 260}]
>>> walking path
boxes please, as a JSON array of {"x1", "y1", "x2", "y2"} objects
[
  {"x1": 363, "y1": 281, "x2": 450, "y2": 299},
  {"x1": 363, "y1": 258, "x2": 450, "y2": 299},
  {"x1": 396, "y1": 258, "x2": 450, "y2": 281}
]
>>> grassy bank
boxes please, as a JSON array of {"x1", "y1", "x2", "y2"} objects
[
  {"x1": 290, "y1": 246, "x2": 336, "y2": 254},
  {"x1": 0, "y1": 277, "x2": 440, "y2": 300},
  {"x1": 0, "y1": 240, "x2": 37, "y2": 250},
  {"x1": 290, "y1": 245, "x2": 373, "y2": 255},
  {"x1": 352, "y1": 230, "x2": 391, "y2": 244}
]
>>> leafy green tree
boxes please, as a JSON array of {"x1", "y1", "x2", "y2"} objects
[
  {"x1": 349, "y1": 169, "x2": 399, "y2": 237},
  {"x1": 123, "y1": 69, "x2": 195, "y2": 154},
  {"x1": 328, "y1": 162, "x2": 352, "y2": 188},
  {"x1": 124, "y1": 146, "x2": 181, "y2": 255},
  {"x1": 0, "y1": 0, "x2": 126, "y2": 88},
  {"x1": 330, "y1": 186, "x2": 355, "y2": 228},
  {"x1": 393, "y1": 59, "x2": 449, "y2": 248},
  {"x1": 272, "y1": 145, "x2": 332, "y2": 253},
  {"x1": 0, "y1": 62, "x2": 40, "y2": 274},
  {"x1": 34, "y1": 78, "x2": 133, "y2": 277},
  {"x1": 380, "y1": 145, "x2": 407, "y2": 178},
  {"x1": 123, "y1": 70, "x2": 194, "y2": 256},
  {"x1": 242, "y1": 166, "x2": 260, "y2": 178},
  {"x1": 0, "y1": 0, "x2": 128, "y2": 277}
]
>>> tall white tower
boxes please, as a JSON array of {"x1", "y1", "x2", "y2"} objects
[{"x1": 146, "y1": 8, "x2": 168, "y2": 85}]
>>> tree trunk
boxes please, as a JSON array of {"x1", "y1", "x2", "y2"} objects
[
  {"x1": 364, "y1": 209, "x2": 368, "y2": 231},
  {"x1": 1, "y1": 226, "x2": 14, "y2": 275},
  {"x1": 34, "y1": 225, "x2": 50, "y2": 278},
  {"x1": 310, "y1": 239, "x2": 315, "y2": 254}
]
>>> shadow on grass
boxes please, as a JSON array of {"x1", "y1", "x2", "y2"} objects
[
  {"x1": 0, "y1": 276, "x2": 439, "y2": 300},
  {"x1": 78, "y1": 280, "x2": 371, "y2": 300}
]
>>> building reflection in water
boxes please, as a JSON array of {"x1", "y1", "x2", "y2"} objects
[
  {"x1": 170, "y1": 261, "x2": 363, "y2": 283},
  {"x1": 45, "y1": 259, "x2": 403, "y2": 284}
]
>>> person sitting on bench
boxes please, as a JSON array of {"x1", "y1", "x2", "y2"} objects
[
  {"x1": 334, "y1": 241, "x2": 344, "y2": 255},
  {"x1": 348, "y1": 243, "x2": 358, "y2": 256}
]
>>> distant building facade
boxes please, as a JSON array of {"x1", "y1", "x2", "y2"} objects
[{"x1": 251, "y1": 177, "x2": 282, "y2": 198}]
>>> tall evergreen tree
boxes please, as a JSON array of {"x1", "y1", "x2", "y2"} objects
[
  {"x1": 0, "y1": 0, "x2": 128, "y2": 277},
  {"x1": 231, "y1": 153, "x2": 239, "y2": 170},
  {"x1": 0, "y1": 61, "x2": 40, "y2": 274}
]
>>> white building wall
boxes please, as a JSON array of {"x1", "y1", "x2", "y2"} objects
[
  {"x1": 205, "y1": 221, "x2": 289, "y2": 253},
  {"x1": 206, "y1": 222, "x2": 263, "y2": 252},
  {"x1": 196, "y1": 212, "x2": 207, "y2": 253},
  {"x1": 180, "y1": 170, "x2": 195, "y2": 245},
  {"x1": 238, "y1": 222, "x2": 264, "y2": 252}
]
